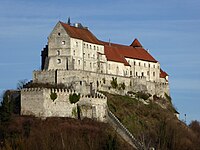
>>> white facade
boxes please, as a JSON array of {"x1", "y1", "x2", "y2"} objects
[{"x1": 44, "y1": 21, "x2": 163, "y2": 83}]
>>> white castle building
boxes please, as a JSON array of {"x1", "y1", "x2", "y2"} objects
[{"x1": 21, "y1": 20, "x2": 169, "y2": 120}]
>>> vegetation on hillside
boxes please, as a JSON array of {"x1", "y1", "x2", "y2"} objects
[
  {"x1": 0, "y1": 90, "x2": 133, "y2": 150},
  {"x1": 103, "y1": 92, "x2": 200, "y2": 150}
]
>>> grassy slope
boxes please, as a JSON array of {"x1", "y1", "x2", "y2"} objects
[{"x1": 104, "y1": 92, "x2": 199, "y2": 150}]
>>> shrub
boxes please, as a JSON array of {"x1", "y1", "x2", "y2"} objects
[
  {"x1": 110, "y1": 77, "x2": 118, "y2": 89},
  {"x1": 136, "y1": 92, "x2": 151, "y2": 100},
  {"x1": 69, "y1": 93, "x2": 80, "y2": 104},
  {"x1": 50, "y1": 92, "x2": 57, "y2": 101},
  {"x1": 120, "y1": 82, "x2": 125, "y2": 90}
]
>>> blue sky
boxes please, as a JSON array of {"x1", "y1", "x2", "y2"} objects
[{"x1": 0, "y1": 0, "x2": 200, "y2": 123}]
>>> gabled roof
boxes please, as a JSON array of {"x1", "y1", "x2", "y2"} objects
[
  {"x1": 104, "y1": 45, "x2": 130, "y2": 66},
  {"x1": 59, "y1": 21, "x2": 157, "y2": 63},
  {"x1": 103, "y1": 41, "x2": 157, "y2": 63},
  {"x1": 160, "y1": 69, "x2": 168, "y2": 78},
  {"x1": 130, "y1": 38, "x2": 142, "y2": 47},
  {"x1": 60, "y1": 21, "x2": 102, "y2": 45}
]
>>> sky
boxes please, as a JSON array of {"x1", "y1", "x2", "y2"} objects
[{"x1": 0, "y1": 0, "x2": 200, "y2": 124}]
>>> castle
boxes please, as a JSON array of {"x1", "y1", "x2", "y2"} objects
[{"x1": 21, "y1": 20, "x2": 169, "y2": 121}]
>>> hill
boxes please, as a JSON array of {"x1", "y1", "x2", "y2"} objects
[
  {"x1": 104, "y1": 92, "x2": 200, "y2": 150},
  {"x1": 1, "y1": 90, "x2": 200, "y2": 150}
]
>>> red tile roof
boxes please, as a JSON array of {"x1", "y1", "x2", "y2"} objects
[
  {"x1": 130, "y1": 38, "x2": 142, "y2": 47},
  {"x1": 60, "y1": 21, "x2": 102, "y2": 45},
  {"x1": 60, "y1": 21, "x2": 157, "y2": 64},
  {"x1": 160, "y1": 69, "x2": 168, "y2": 78},
  {"x1": 103, "y1": 41, "x2": 157, "y2": 63},
  {"x1": 104, "y1": 45, "x2": 130, "y2": 66}
]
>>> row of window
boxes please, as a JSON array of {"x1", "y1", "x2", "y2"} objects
[
  {"x1": 83, "y1": 43, "x2": 99, "y2": 50},
  {"x1": 131, "y1": 61, "x2": 158, "y2": 68}
]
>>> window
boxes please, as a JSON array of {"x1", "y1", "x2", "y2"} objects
[
  {"x1": 141, "y1": 72, "x2": 144, "y2": 76},
  {"x1": 90, "y1": 45, "x2": 92, "y2": 49},
  {"x1": 144, "y1": 63, "x2": 146, "y2": 67},
  {"x1": 58, "y1": 33, "x2": 61, "y2": 36},
  {"x1": 134, "y1": 61, "x2": 136, "y2": 65},
  {"x1": 73, "y1": 50, "x2": 75, "y2": 55},
  {"x1": 62, "y1": 41, "x2": 65, "y2": 45},
  {"x1": 97, "y1": 47, "x2": 99, "y2": 50},
  {"x1": 88, "y1": 54, "x2": 90, "y2": 58},
  {"x1": 83, "y1": 43, "x2": 85, "y2": 48},
  {"x1": 153, "y1": 72, "x2": 155, "y2": 76},
  {"x1": 139, "y1": 62, "x2": 141, "y2": 66},
  {"x1": 87, "y1": 44, "x2": 88, "y2": 48},
  {"x1": 147, "y1": 71, "x2": 149, "y2": 75},
  {"x1": 90, "y1": 62, "x2": 92, "y2": 68},
  {"x1": 57, "y1": 50, "x2": 60, "y2": 56},
  {"x1": 153, "y1": 65, "x2": 155, "y2": 68},
  {"x1": 57, "y1": 59, "x2": 61, "y2": 64},
  {"x1": 78, "y1": 60, "x2": 80, "y2": 65},
  {"x1": 136, "y1": 72, "x2": 138, "y2": 76},
  {"x1": 149, "y1": 64, "x2": 150, "y2": 68},
  {"x1": 109, "y1": 64, "x2": 111, "y2": 69},
  {"x1": 130, "y1": 71, "x2": 132, "y2": 76},
  {"x1": 94, "y1": 46, "x2": 96, "y2": 50},
  {"x1": 76, "y1": 42, "x2": 78, "y2": 47},
  {"x1": 84, "y1": 61, "x2": 86, "y2": 67}
]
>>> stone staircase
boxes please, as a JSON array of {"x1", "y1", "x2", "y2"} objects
[{"x1": 107, "y1": 110, "x2": 145, "y2": 150}]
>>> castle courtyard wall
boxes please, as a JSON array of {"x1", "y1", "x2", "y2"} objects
[{"x1": 33, "y1": 69, "x2": 169, "y2": 97}]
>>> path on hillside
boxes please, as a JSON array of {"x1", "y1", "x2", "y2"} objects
[{"x1": 107, "y1": 110, "x2": 145, "y2": 150}]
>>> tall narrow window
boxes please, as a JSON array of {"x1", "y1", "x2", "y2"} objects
[
  {"x1": 153, "y1": 72, "x2": 155, "y2": 76},
  {"x1": 57, "y1": 50, "x2": 60, "y2": 56},
  {"x1": 78, "y1": 60, "x2": 80, "y2": 65},
  {"x1": 73, "y1": 50, "x2": 75, "y2": 55}
]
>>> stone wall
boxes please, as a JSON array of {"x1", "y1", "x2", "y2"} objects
[
  {"x1": 33, "y1": 69, "x2": 169, "y2": 97},
  {"x1": 21, "y1": 88, "x2": 76, "y2": 118},
  {"x1": 78, "y1": 92, "x2": 107, "y2": 122},
  {"x1": 21, "y1": 88, "x2": 108, "y2": 121}
]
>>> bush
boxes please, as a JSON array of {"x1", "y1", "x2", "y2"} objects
[
  {"x1": 119, "y1": 82, "x2": 125, "y2": 90},
  {"x1": 69, "y1": 93, "x2": 80, "y2": 104},
  {"x1": 50, "y1": 92, "x2": 57, "y2": 101},
  {"x1": 110, "y1": 77, "x2": 118, "y2": 89},
  {"x1": 136, "y1": 92, "x2": 151, "y2": 100}
]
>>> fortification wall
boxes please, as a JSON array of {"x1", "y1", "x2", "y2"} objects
[
  {"x1": 79, "y1": 92, "x2": 107, "y2": 122},
  {"x1": 33, "y1": 70, "x2": 55, "y2": 84},
  {"x1": 21, "y1": 88, "x2": 76, "y2": 118},
  {"x1": 21, "y1": 88, "x2": 45, "y2": 116},
  {"x1": 32, "y1": 69, "x2": 169, "y2": 97},
  {"x1": 21, "y1": 88, "x2": 108, "y2": 121}
]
